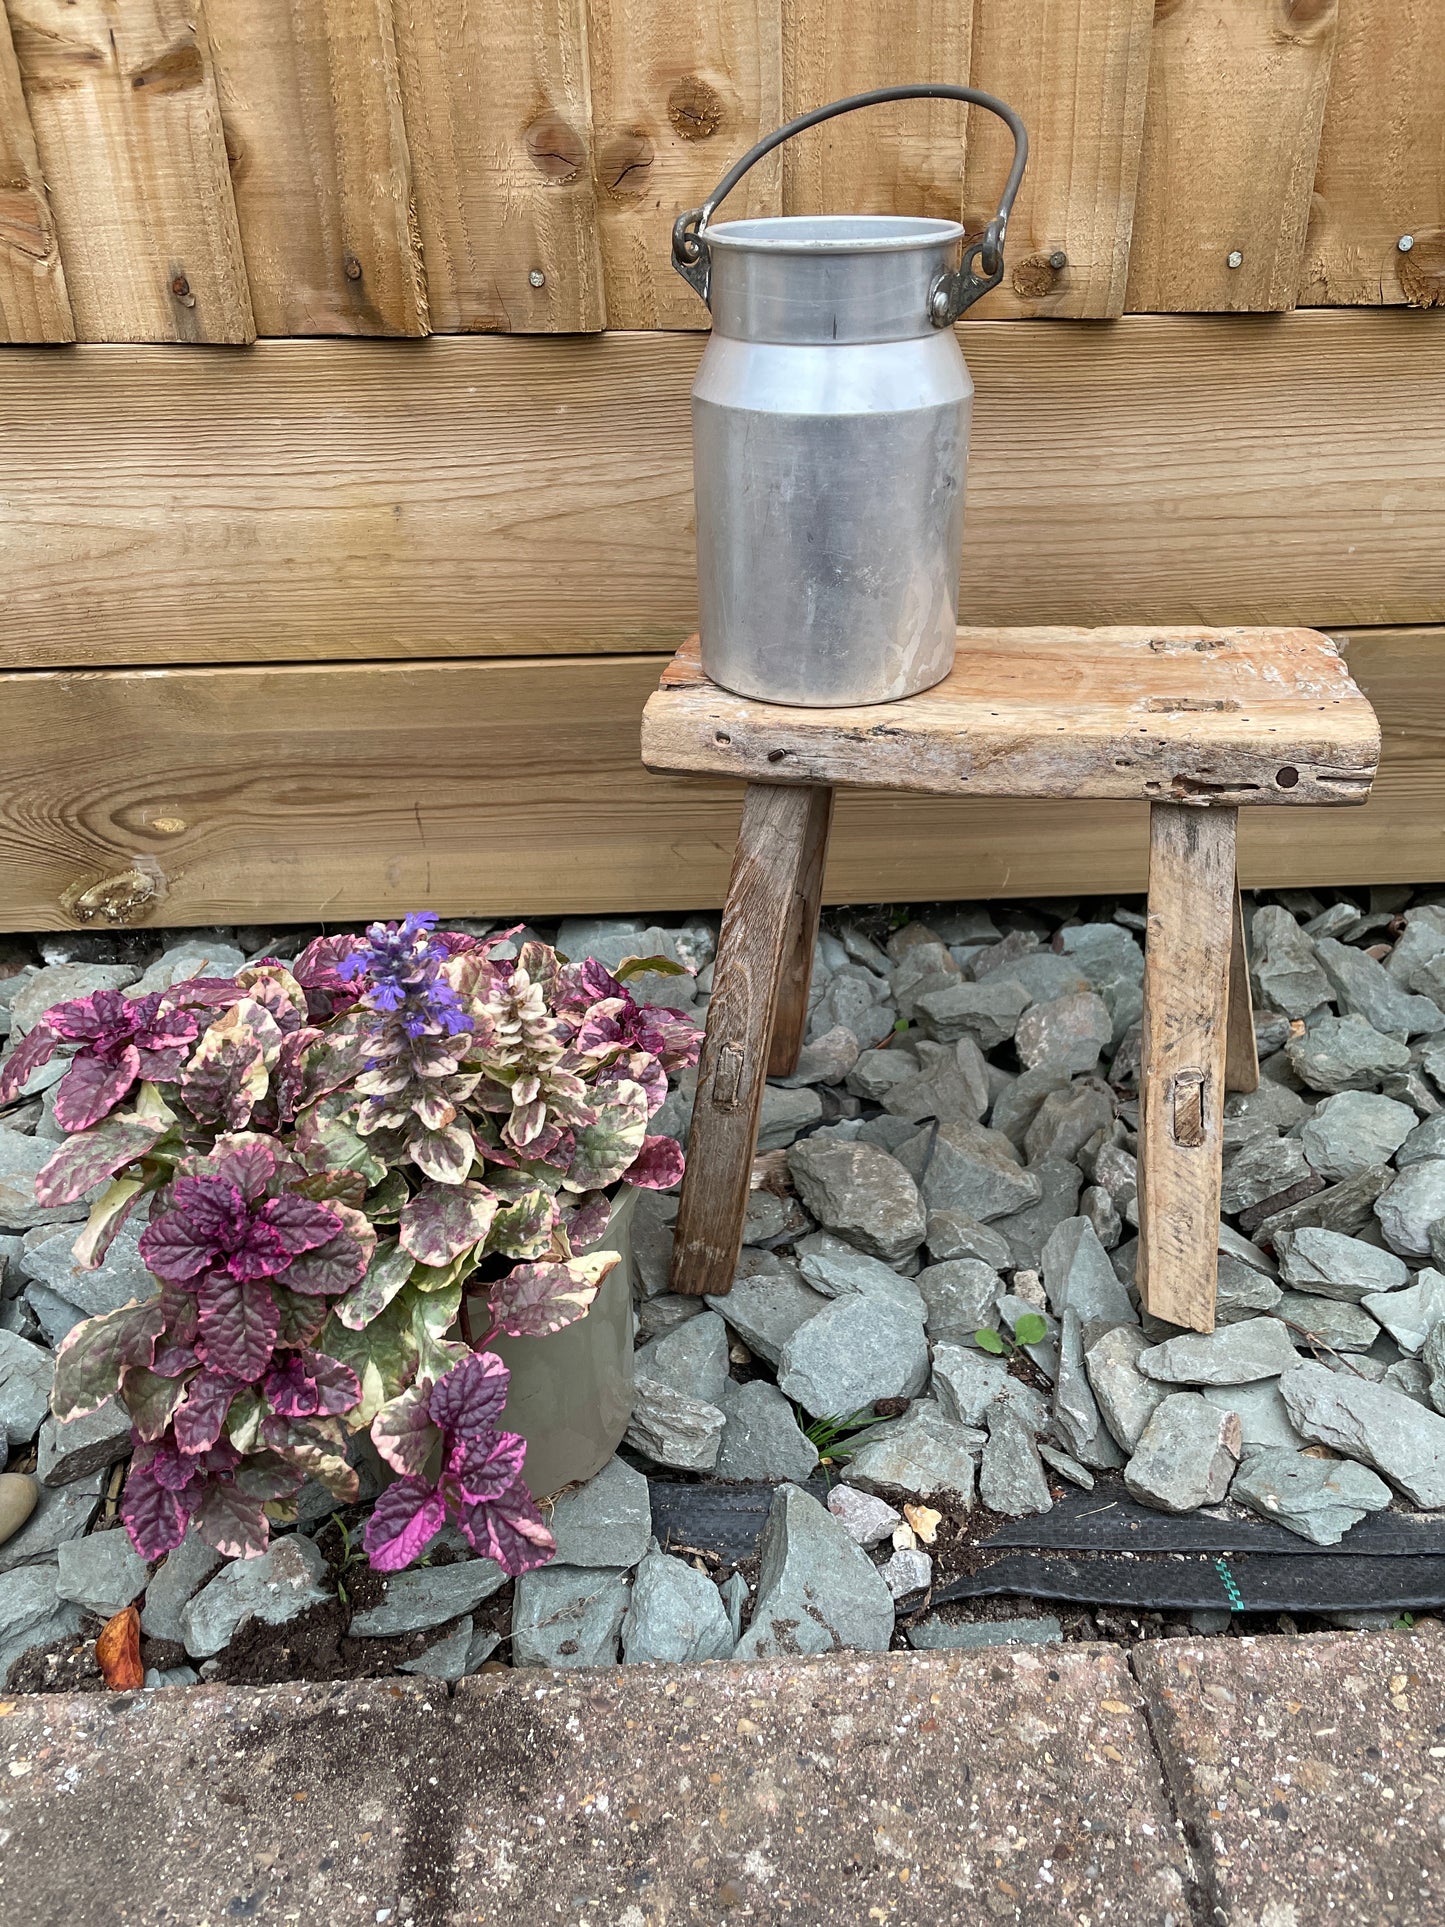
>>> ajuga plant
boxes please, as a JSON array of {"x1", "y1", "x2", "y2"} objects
[{"x1": 4, "y1": 917, "x2": 700, "y2": 1575}]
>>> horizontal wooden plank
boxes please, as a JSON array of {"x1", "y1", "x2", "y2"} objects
[
  {"x1": 0, "y1": 628, "x2": 1434, "y2": 931},
  {"x1": 0, "y1": 311, "x2": 1443, "y2": 670}
]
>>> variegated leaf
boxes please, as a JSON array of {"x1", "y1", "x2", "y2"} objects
[{"x1": 331, "y1": 1238, "x2": 416, "y2": 1331}]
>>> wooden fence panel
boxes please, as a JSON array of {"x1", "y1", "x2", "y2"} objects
[
  {"x1": 394, "y1": 0, "x2": 605, "y2": 333},
  {"x1": 1, "y1": 313, "x2": 1441, "y2": 668},
  {"x1": 8, "y1": 0, "x2": 254, "y2": 343},
  {"x1": 0, "y1": 1, "x2": 73, "y2": 341},
  {"x1": 0, "y1": 628, "x2": 1434, "y2": 930},
  {"x1": 780, "y1": 0, "x2": 972, "y2": 221},
  {"x1": 1126, "y1": 0, "x2": 1337, "y2": 314},
  {"x1": 965, "y1": 0, "x2": 1153, "y2": 320},
  {"x1": 206, "y1": 0, "x2": 425, "y2": 337},
  {"x1": 587, "y1": 0, "x2": 783, "y2": 328},
  {"x1": 1302, "y1": 0, "x2": 1445, "y2": 309}
]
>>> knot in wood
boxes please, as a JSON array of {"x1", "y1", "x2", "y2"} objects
[
  {"x1": 525, "y1": 113, "x2": 586, "y2": 183},
  {"x1": 667, "y1": 76, "x2": 724, "y2": 142}
]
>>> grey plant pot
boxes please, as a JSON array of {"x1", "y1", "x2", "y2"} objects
[{"x1": 480, "y1": 1186, "x2": 638, "y2": 1502}]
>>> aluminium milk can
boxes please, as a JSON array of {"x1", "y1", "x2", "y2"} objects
[{"x1": 672, "y1": 85, "x2": 1027, "y2": 708}]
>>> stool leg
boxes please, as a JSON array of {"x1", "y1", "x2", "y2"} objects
[
  {"x1": 670, "y1": 783, "x2": 835, "y2": 1298},
  {"x1": 1138, "y1": 804, "x2": 1237, "y2": 1335},
  {"x1": 767, "y1": 787, "x2": 834, "y2": 1077},
  {"x1": 1225, "y1": 883, "x2": 1260, "y2": 1093}
]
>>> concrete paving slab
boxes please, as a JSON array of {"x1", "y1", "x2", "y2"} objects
[
  {"x1": 0, "y1": 1646, "x2": 1195, "y2": 1927},
  {"x1": 1135, "y1": 1625, "x2": 1445, "y2": 1927}
]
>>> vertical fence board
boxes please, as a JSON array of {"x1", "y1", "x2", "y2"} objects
[
  {"x1": 206, "y1": 0, "x2": 425, "y2": 337},
  {"x1": 781, "y1": 0, "x2": 972, "y2": 221},
  {"x1": 588, "y1": 0, "x2": 783, "y2": 328},
  {"x1": 965, "y1": 0, "x2": 1153, "y2": 320},
  {"x1": 0, "y1": 0, "x2": 73, "y2": 341},
  {"x1": 394, "y1": 0, "x2": 604, "y2": 333},
  {"x1": 1301, "y1": 0, "x2": 1445, "y2": 308},
  {"x1": 1126, "y1": 0, "x2": 1338, "y2": 314},
  {"x1": 8, "y1": 0, "x2": 254, "y2": 342}
]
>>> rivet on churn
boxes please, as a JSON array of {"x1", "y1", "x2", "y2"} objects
[{"x1": 1226, "y1": 250, "x2": 1244, "y2": 270}]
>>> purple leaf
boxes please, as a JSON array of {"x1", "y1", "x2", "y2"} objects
[
  {"x1": 191, "y1": 1480, "x2": 272, "y2": 1560},
  {"x1": 172, "y1": 1371, "x2": 240, "y2": 1454},
  {"x1": 398, "y1": 1179, "x2": 497, "y2": 1267},
  {"x1": 53, "y1": 1047, "x2": 142, "y2": 1133},
  {"x1": 133, "y1": 1433, "x2": 204, "y2": 1494},
  {"x1": 181, "y1": 1004, "x2": 277, "y2": 1129},
  {"x1": 621, "y1": 1133, "x2": 686, "y2": 1191},
  {"x1": 35, "y1": 1112, "x2": 172, "y2": 1208},
  {"x1": 561, "y1": 1190, "x2": 612, "y2": 1255},
  {"x1": 190, "y1": 1134, "x2": 279, "y2": 1199},
  {"x1": 138, "y1": 1206, "x2": 218, "y2": 1283},
  {"x1": 370, "y1": 1382, "x2": 440, "y2": 1476},
  {"x1": 457, "y1": 1476, "x2": 555, "y2": 1574},
  {"x1": 279, "y1": 1204, "x2": 373, "y2": 1296},
  {"x1": 122, "y1": 1462, "x2": 195, "y2": 1562},
  {"x1": 261, "y1": 1190, "x2": 344, "y2": 1257},
  {"x1": 362, "y1": 1475, "x2": 447, "y2": 1572},
  {"x1": 484, "y1": 1252, "x2": 614, "y2": 1341},
  {"x1": 0, "y1": 1021, "x2": 59, "y2": 1104},
  {"x1": 446, "y1": 1426, "x2": 528, "y2": 1505},
  {"x1": 263, "y1": 1348, "x2": 361, "y2": 1420},
  {"x1": 52, "y1": 1299, "x2": 166, "y2": 1421},
  {"x1": 426, "y1": 1349, "x2": 509, "y2": 1441},
  {"x1": 197, "y1": 1275, "x2": 280, "y2": 1380}
]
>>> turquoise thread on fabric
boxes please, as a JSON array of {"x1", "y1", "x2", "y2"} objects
[{"x1": 1215, "y1": 1556, "x2": 1245, "y2": 1612}]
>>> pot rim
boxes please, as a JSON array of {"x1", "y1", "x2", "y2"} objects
[{"x1": 704, "y1": 213, "x2": 966, "y2": 255}]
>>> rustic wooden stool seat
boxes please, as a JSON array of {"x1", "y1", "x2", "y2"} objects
[{"x1": 641, "y1": 627, "x2": 1380, "y2": 1333}]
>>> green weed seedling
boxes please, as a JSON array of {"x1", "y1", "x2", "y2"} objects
[{"x1": 974, "y1": 1312, "x2": 1049, "y2": 1360}]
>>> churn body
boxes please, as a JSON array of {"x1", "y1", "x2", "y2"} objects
[{"x1": 693, "y1": 215, "x2": 973, "y2": 708}]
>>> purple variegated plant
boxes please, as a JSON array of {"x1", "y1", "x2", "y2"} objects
[{"x1": 12, "y1": 917, "x2": 699, "y2": 1573}]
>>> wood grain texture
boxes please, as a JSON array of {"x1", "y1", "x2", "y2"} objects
[
  {"x1": 1126, "y1": 0, "x2": 1338, "y2": 314},
  {"x1": 9, "y1": 0, "x2": 254, "y2": 343},
  {"x1": 394, "y1": 0, "x2": 604, "y2": 333},
  {"x1": 1225, "y1": 887, "x2": 1260, "y2": 1094},
  {"x1": 767, "y1": 786, "x2": 833, "y2": 1076},
  {"x1": 206, "y1": 0, "x2": 425, "y2": 337},
  {"x1": 1, "y1": 313, "x2": 1443, "y2": 668},
  {"x1": 0, "y1": 1, "x2": 73, "y2": 341},
  {"x1": 643, "y1": 628, "x2": 1380, "y2": 806},
  {"x1": 1301, "y1": 0, "x2": 1445, "y2": 309},
  {"x1": 0, "y1": 629, "x2": 1434, "y2": 933},
  {"x1": 1137, "y1": 804, "x2": 1238, "y2": 1334},
  {"x1": 670, "y1": 783, "x2": 824, "y2": 1295},
  {"x1": 965, "y1": 0, "x2": 1153, "y2": 320},
  {"x1": 780, "y1": 0, "x2": 972, "y2": 221},
  {"x1": 587, "y1": 0, "x2": 783, "y2": 328}
]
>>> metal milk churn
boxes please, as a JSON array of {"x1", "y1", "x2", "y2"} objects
[{"x1": 672, "y1": 86, "x2": 1027, "y2": 708}]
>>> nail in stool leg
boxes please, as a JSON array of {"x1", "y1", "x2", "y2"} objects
[
  {"x1": 767, "y1": 787, "x2": 834, "y2": 1078},
  {"x1": 670, "y1": 783, "x2": 834, "y2": 1297},
  {"x1": 1224, "y1": 883, "x2": 1260, "y2": 1094},
  {"x1": 1138, "y1": 804, "x2": 1237, "y2": 1335}
]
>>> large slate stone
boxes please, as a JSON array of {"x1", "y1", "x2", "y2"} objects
[
  {"x1": 1223, "y1": 1077, "x2": 1309, "y2": 1147},
  {"x1": 1230, "y1": 1449, "x2": 1393, "y2": 1546},
  {"x1": 1123, "y1": 1395, "x2": 1242, "y2": 1513},
  {"x1": 1361, "y1": 1268, "x2": 1445, "y2": 1354},
  {"x1": 1052, "y1": 1307, "x2": 1127, "y2": 1470},
  {"x1": 930, "y1": 1343, "x2": 1009, "y2": 1425},
  {"x1": 890, "y1": 940, "x2": 961, "y2": 1021},
  {"x1": 776, "y1": 1292, "x2": 929, "y2": 1420},
  {"x1": 0, "y1": 1563, "x2": 84, "y2": 1682},
  {"x1": 844, "y1": 1398, "x2": 982, "y2": 1504},
  {"x1": 913, "y1": 1258, "x2": 1001, "y2": 1345},
  {"x1": 140, "y1": 1529, "x2": 225, "y2": 1643},
  {"x1": 924, "y1": 1210, "x2": 1013, "y2": 1269},
  {"x1": 1280, "y1": 1360, "x2": 1445, "y2": 1505},
  {"x1": 36, "y1": 1398, "x2": 133, "y2": 1486},
  {"x1": 1014, "y1": 991, "x2": 1113, "y2": 1075},
  {"x1": 756, "y1": 1084, "x2": 824, "y2": 1151},
  {"x1": 1374, "y1": 1159, "x2": 1445, "y2": 1258},
  {"x1": 1199, "y1": 1379, "x2": 1307, "y2": 1451},
  {"x1": 808, "y1": 965, "x2": 896, "y2": 1050},
  {"x1": 794, "y1": 1232, "x2": 927, "y2": 1322},
  {"x1": 0, "y1": 1329, "x2": 51, "y2": 1444},
  {"x1": 1301, "y1": 1091, "x2": 1419, "y2": 1182},
  {"x1": 733, "y1": 1484, "x2": 894, "y2": 1660},
  {"x1": 1213, "y1": 1252, "x2": 1284, "y2": 1323},
  {"x1": 19, "y1": 1218, "x2": 156, "y2": 1319},
  {"x1": 896, "y1": 1118, "x2": 1040, "y2": 1225},
  {"x1": 716, "y1": 1379, "x2": 820, "y2": 1483},
  {"x1": 1024, "y1": 1081, "x2": 1115, "y2": 1167},
  {"x1": 545, "y1": 1455, "x2": 652, "y2": 1569},
  {"x1": 0, "y1": 1128, "x2": 88, "y2": 1233},
  {"x1": 621, "y1": 1545, "x2": 734, "y2": 1664},
  {"x1": 1041, "y1": 1217, "x2": 1135, "y2": 1341},
  {"x1": 786, "y1": 1139, "x2": 926, "y2": 1265},
  {"x1": 624, "y1": 1375, "x2": 725, "y2": 1471},
  {"x1": 1086, "y1": 1325, "x2": 1169, "y2": 1451},
  {"x1": 55, "y1": 1531, "x2": 148, "y2": 1617},
  {"x1": 704, "y1": 1256, "x2": 829, "y2": 1366},
  {"x1": 180, "y1": 1534, "x2": 331, "y2": 1658},
  {"x1": 992, "y1": 1157, "x2": 1085, "y2": 1270},
  {"x1": 1275, "y1": 1227, "x2": 1410, "y2": 1302},
  {"x1": 1398, "y1": 1114, "x2": 1445, "y2": 1168},
  {"x1": 978, "y1": 1401, "x2": 1053, "y2": 1516},
  {"x1": 1424, "y1": 1319, "x2": 1445, "y2": 1415},
  {"x1": 1274, "y1": 1291, "x2": 1380, "y2": 1352},
  {"x1": 634, "y1": 1310, "x2": 730, "y2": 1404},
  {"x1": 1250, "y1": 1166, "x2": 1390, "y2": 1249},
  {"x1": 769, "y1": 1025, "x2": 860, "y2": 1089},
  {"x1": 1138, "y1": 1318, "x2": 1299, "y2": 1386},
  {"x1": 879, "y1": 1038, "x2": 991, "y2": 1125},
  {"x1": 1314, "y1": 937, "x2": 1445, "y2": 1038},
  {"x1": 1286, "y1": 1016, "x2": 1410, "y2": 1094},
  {"x1": 914, "y1": 977, "x2": 1029, "y2": 1050},
  {"x1": 1220, "y1": 1134, "x2": 1313, "y2": 1214},
  {"x1": 348, "y1": 1558, "x2": 506, "y2": 1636},
  {"x1": 130, "y1": 942, "x2": 245, "y2": 996},
  {"x1": 989, "y1": 1064, "x2": 1075, "y2": 1148},
  {"x1": 511, "y1": 1564, "x2": 630, "y2": 1668},
  {"x1": 1248, "y1": 905, "x2": 1331, "y2": 1018}
]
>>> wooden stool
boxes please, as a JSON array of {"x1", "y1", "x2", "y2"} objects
[{"x1": 641, "y1": 627, "x2": 1379, "y2": 1334}]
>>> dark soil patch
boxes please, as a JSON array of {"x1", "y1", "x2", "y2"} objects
[
  {"x1": 212, "y1": 1600, "x2": 468, "y2": 1686},
  {"x1": 6, "y1": 1617, "x2": 104, "y2": 1695}
]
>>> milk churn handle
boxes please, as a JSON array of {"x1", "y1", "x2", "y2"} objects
[{"x1": 671, "y1": 84, "x2": 1028, "y2": 322}]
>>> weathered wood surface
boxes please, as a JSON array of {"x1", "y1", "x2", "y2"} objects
[
  {"x1": 964, "y1": 0, "x2": 1152, "y2": 320},
  {"x1": 780, "y1": 0, "x2": 973, "y2": 223},
  {"x1": 1137, "y1": 804, "x2": 1238, "y2": 1334},
  {"x1": 0, "y1": 1, "x2": 73, "y2": 342},
  {"x1": 1301, "y1": 0, "x2": 1445, "y2": 309},
  {"x1": 766, "y1": 786, "x2": 833, "y2": 1076},
  {"x1": 8, "y1": 0, "x2": 254, "y2": 343},
  {"x1": 643, "y1": 629, "x2": 1380, "y2": 806},
  {"x1": 670, "y1": 785, "x2": 828, "y2": 1296},
  {"x1": 206, "y1": 0, "x2": 425, "y2": 337},
  {"x1": 1126, "y1": 0, "x2": 1337, "y2": 314},
  {"x1": 394, "y1": 0, "x2": 605, "y2": 333},
  {"x1": 1225, "y1": 888, "x2": 1260, "y2": 1096},
  {"x1": 0, "y1": 629, "x2": 1428, "y2": 932},
  {"x1": 587, "y1": 0, "x2": 782, "y2": 328},
  {"x1": 2, "y1": 312, "x2": 1443, "y2": 668}
]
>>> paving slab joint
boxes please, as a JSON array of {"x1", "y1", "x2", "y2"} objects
[{"x1": 1125, "y1": 1643, "x2": 1223, "y2": 1927}]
